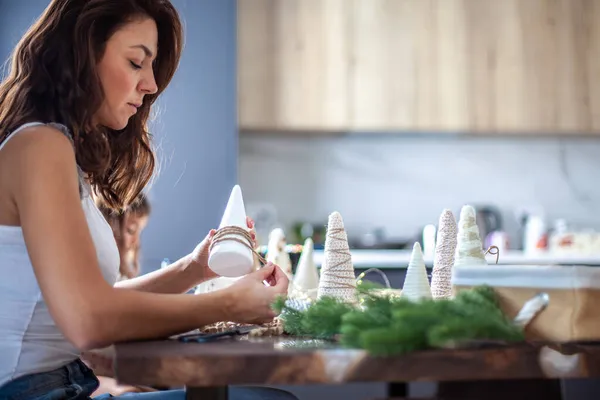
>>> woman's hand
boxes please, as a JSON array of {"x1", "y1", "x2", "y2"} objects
[
  {"x1": 223, "y1": 262, "x2": 289, "y2": 324},
  {"x1": 188, "y1": 216, "x2": 257, "y2": 284}
]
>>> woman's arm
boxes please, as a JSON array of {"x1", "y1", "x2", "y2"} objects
[
  {"x1": 5, "y1": 127, "x2": 236, "y2": 350},
  {"x1": 114, "y1": 254, "x2": 202, "y2": 293}
]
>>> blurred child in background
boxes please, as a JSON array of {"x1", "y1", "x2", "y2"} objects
[
  {"x1": 92, "y1": 193, "x2": 154, "y2": 396},
  {"x1": 97, "y1": 194, "x2": 151, "y2": 281}
]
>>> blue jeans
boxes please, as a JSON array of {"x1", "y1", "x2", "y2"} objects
[{"x1": 0, "y1": 359, "x2": 297, "y2": 400}]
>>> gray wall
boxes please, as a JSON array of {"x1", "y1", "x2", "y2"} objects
[
  {"x1": 240, "y1": 133, "x2": 600, "y2": 250},
  {"x1": 0, "y1": 0, "x2": 238, "y2": 273}
]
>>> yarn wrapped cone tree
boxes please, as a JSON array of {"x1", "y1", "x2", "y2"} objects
[
  {"x1": 317, "y1": 211, "x2": 357, "y2": 303},
  {"x1": 454, "y1": 205, "x2": 487, "y2": 268},
  {"x1": 430, "y1": 209, "x2": 458, "y2": 299},
  {"x1": 401, "y1": 242, "x2": 432, "y2": 301},
  {"x1": 291, "y1": 238, "x2": 320, "y2": 300}
]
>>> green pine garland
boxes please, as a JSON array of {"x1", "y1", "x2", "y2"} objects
[
  {"x1": 272, "y1": 296, "x2": 355, "y2": 339},
  {"x1": 272, "y1": 284, "x2": 524, "y2": 356}
]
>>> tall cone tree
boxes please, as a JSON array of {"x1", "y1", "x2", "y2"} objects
[{"x1": 431, "y1": 209, "x2": 457, "y2": 299}]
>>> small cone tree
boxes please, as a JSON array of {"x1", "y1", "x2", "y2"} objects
[
  {"x1": 401, "y1": 242, "x2": 432, "y2": 301},
  {"x1": 292, "y1": 238, "x2": 320, "y2": 299},
  {"x1": 454, "y1": 205, "x2": 487, "y2": 268},
  {"x1": 317, "y1": 212, "x2": 357, "y2": 303}
]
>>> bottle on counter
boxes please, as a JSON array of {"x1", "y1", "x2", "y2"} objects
[
  {"x1": 523, "y1": 215, "x2": 547, "y2": 255},
  {"x1": 422, "y1": 224, "x2": 436, "y2": 259}
]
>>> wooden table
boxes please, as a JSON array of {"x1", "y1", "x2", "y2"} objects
[{"x1": 97, "y1": 336, "x2": 600, "y2": 400}]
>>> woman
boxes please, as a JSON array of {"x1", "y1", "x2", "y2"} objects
[{"x1": 0, "y1": 0, "x2": 292, "y2": 399}]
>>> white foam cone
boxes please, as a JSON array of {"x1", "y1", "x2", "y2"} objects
[
  {"x1": 266, "y1": 228, "x2": 286, "y2": 263},
  {"x1": 430, "y1": 209, "x2": 457, "y2": 299},
  {"x1": 266, "y1": 228, "x2": 293, "y2": 277},
  {"x1": 454, "y1": 205, "x2": 487, "y2": 268},
  {"x1": 292, "y1": 238, "x2": 320, "y2": 299},
  {"x1": 208, "y1": 185, "x2": 254, "y2": 277},
  {"x1": 317, "y1": 212, "x2": 357, "y2": 303},
  {"x1": 402, "y1": 242, "x2": 432, "y2": 301},
  {"x1": 278, "y1": 252, "x2": 293, "y2": 278}
]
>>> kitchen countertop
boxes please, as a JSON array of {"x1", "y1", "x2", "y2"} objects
[{"x1": 312, "y1": 249, "x2": 600, "y2": 269}]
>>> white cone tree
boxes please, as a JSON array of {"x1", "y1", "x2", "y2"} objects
[
  {"x1": 401, "y1": 242, "x2": 432, "y2": 301},
  {"x1": 266, "y1": 228, "x2": 293, "y2": 278},
  {"x1": 291, "y1": 238, "x2": 320, "y2": 299}
]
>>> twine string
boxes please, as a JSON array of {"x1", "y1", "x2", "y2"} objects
[
  {"x1": 355, "y1": 268, "x2": 392, "y2": 289},
  {"x1": 209, "y1": 225, "x2": 267, "y2": 265},
  {"x1": 484, "y1": 245, "x2": 500, "y2": 264}
]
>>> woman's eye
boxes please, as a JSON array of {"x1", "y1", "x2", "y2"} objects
[{"x1": 130, "y1": 61, "x2": 142, "y2": 70}]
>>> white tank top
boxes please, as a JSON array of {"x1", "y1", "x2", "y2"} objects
[{"x1": 0, "y1": 122, "x2": 120, "y2": 387}]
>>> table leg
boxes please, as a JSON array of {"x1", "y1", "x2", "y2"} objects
[
  {"x1": 437, "y1": 378, "x2": 563, "y2": 400},
  {"x1": 387, "y1": 382, "x2": 407, "y2": 397},
  {"x1": 185, "y1": 386, "x2": 229, "y2": 400}
]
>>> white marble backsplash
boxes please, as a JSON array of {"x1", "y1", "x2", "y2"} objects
[{"x1": 239, "y1": 133, "x2": 600, "y2": 248}]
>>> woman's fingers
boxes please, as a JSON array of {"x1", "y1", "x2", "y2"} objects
[{"x1": 269, "y1": 265, "x2": 289, "y2": 293}]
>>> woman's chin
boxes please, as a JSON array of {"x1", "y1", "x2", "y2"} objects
[{"x1": 103, "y1": 118, "x2": 130, "y2": 131}]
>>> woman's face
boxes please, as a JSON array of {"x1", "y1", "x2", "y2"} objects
[{"x1": 95, "y1": 17, "x2": 159, "y2": 130}]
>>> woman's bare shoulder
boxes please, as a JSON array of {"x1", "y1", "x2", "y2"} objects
[
  {"x1": 1, "y1": 125, "x2": 77, "y2": 183},
  {"x1": 0, "y1": 125, "x2": 79, "y2": 224},
  {"x1": 1, "y1": 124, "x2": 74, "y2": 158}
]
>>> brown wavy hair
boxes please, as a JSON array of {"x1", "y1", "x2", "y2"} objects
[{"x1": 0, "y1": 0, "x2": 183, "y2": 210}]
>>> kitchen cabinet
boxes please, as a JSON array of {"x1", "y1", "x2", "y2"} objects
[
  {"x1": 349, "y1": 0, "x2": 471, "y2": 131},
  {"x1": 237, "y1": 0, "x2": 350, "y2": 131},
  {"x1": 238, "y1": 0, "x2": 600, "y2": 134}
]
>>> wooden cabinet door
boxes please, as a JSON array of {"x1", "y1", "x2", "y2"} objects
[
  {"x1": 465, "y1": 0, "x2": 600, "y2": 133},
  {"x1": 238, "y1": 0, "x2": 351, "y2": 131},
  {"x1": 349, "y1": 0, "x2": 600, "y2": 134},
  {"x1": 349, "y1": 0, "x2": 471, "y2": 132},
  {"x1": 239, "y1": 0, "x2": 600, "y2": 134}
]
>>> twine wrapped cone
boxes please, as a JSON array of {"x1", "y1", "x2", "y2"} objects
[
  {"x1": 454, "y1": 205, "x2": 487, "y2": 267},
  {"x1": 291, "y1": 238, "x2": 320, "y2": 300},
  {"x1": 430, "y1": 209, "x2": 458, "y2": 299},
  {"x1": 317, "y1": 211, "x2": 357, "y2": 303},
  {"x1": 207, "y1": 185, "x2": 254, "y2": 277},
  {"x1": 401, "y1": 242, "x2": 432, "y2": 301}
]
